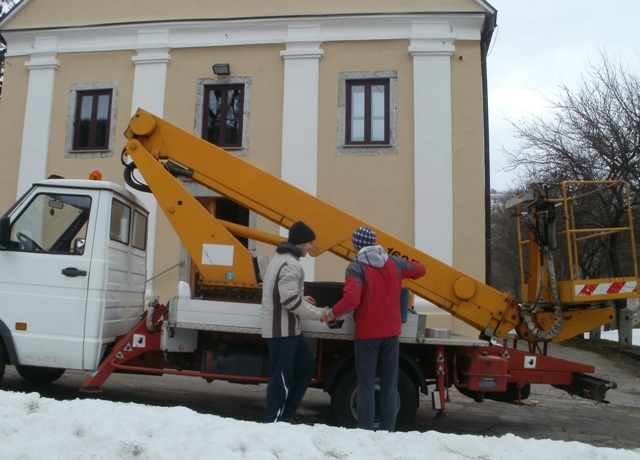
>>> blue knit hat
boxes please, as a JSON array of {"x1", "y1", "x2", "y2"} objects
[{"x1": 352, "y1": 226, "x2": 377, "y2": 250}]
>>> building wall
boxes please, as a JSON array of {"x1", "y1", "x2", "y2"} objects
[
  {"x1": 319, "y1": 40, "x2": 414, "y2": 230},
  {"x1": 2, "y1": 0, "x2": 487, "y2": 29},
  {"x1": 451, "y1": 41, "x2": 486, "y2": 280},
  {"x1": 0, "y1": 1, "x2": 494, "y2": 336},
  {"x1": 0, "y1": 54, "x2": 28, "y2": 201},
  {"x1": 46, "y1": 51, "x2": 135, "y2": 182}
]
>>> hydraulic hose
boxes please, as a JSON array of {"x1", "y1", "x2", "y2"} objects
[
  {"x1": 519, "y1": 249, "x2": 564, "y2": 341},
  {"x1": 123, "y1": 162, "x2": 151, "y2": 193}
]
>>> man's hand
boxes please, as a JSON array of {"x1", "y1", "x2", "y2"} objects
[
  {"x1": 321, "y1": 307, "x2": 337, "y2": 326},
  {"x1": 304, "y1": 295, "x2": 316, "y2": 305}
]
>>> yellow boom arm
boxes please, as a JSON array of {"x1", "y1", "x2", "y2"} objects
[{"x1": 123, "y1": 109, "x2": 626, "y2": 343}]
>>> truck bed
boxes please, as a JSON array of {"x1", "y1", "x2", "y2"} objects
[{"x1": 172, "y1": 297, "x2": 486, "y2": 346}]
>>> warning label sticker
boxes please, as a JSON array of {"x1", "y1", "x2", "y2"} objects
[{"x1": 133, "y1": 334, "x2": 146, "y2": 348}]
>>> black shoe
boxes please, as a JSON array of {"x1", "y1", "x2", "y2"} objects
[{"x1": 282, "y1": 416, "x2": 303, "y2": 425}]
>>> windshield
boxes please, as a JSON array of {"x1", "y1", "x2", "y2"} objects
[{"x1": 10, "y1": 193, "x2": 91, "y2": 254}]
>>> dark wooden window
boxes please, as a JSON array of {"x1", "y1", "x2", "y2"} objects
[
  {"x1": 345, "y1": 79, "x2": 390, "y2": 145},
  {"x1": 73, "y1": 89, "x2": 112, "y2": 151},
  {"x1": 202, "y1": 85, "x2": 244, "y2": 147}
]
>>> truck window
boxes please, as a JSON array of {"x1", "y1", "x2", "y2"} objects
[
  {"x1": 110, "y1": 199, "x2": 131, "y2": 244},
  {"x1": 132, "y1": 210, "x2": 147, "y2": 250},
  {"x1": 9, "y1": 193, "x2": 91, "y2": 254}
]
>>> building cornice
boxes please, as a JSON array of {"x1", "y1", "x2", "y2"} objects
[{"x1": 3, "y1": 13, "x2": 485, "y2": 57}]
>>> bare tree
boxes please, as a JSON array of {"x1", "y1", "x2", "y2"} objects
[
  {"x1": 503, "y1": 52, "x2": 640, "y2": 343},
  {"x1": 489, "y1": 190, "x2": 520, "y2": 297},
  {"x1": 0, "y1": 36, "x2": 5, "y2": 98},
  {"x1": 506, "y1": 52, "x2": 640, "y2": 196},
  {"x1": 0, "y1": 0, "x2": 22, "y2": 18},
  {"x1": 1, "y1": 0, "x2": 23, "y2": 97}
]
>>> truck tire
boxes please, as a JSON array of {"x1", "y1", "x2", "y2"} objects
[
  {"x1": 331, "y1": 368, "x2": 418, "y2": 430},
  {"x1": 0, "y1": 344, "x2": 6, "y2": 385},
  {"x1": 16, "y1": 365, "x2": 65, "y2": 385}
]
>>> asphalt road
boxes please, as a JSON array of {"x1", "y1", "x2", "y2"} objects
[{"x1": 2, "y1": 338, "x2": 639, "y2": 450}]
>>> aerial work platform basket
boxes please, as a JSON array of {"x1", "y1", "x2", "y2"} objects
[{"x1": 506, "y1": 180, "x2": 638, "y2": 318}]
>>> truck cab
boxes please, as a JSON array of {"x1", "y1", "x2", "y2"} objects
[{"x1": 0, "y1": 179, "x2": 148, "y2": 380}]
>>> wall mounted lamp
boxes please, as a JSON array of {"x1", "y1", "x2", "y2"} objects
[{"x1": 212, "y1": 63, "x2": 230, "y2": 75}]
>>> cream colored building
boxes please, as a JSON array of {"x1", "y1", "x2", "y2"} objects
[{"x1": 0, "y1": 0, "x2": 497, "y2": 337}]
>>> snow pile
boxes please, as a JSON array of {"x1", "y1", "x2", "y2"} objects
[{"x1": 1, "y1": 391, "x2": 638, "y2": 460}]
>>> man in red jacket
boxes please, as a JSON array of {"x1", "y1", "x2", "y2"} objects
[{"x1": 324, "y1": 226, "x2": 426, "y2": 431}]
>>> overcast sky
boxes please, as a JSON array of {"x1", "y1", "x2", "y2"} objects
[{"x1": 486, "y1": 0, "x2": 640, "y2": 191}]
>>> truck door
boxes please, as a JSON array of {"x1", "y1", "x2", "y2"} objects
[{"x1": 0, "y1": 190, "x2": 95, "y2": 370}]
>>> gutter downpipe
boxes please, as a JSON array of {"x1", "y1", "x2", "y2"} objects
[{"x1": 481, "y1": 9, "x2": 497, "y2": 285}]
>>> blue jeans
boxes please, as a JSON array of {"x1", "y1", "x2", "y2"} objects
[
  {"x1": 354, "y1": 336, "x2": 399, "y2": 431},
  {"x1": 264, "y1": 335, "x2": 316, "y2": 423}
]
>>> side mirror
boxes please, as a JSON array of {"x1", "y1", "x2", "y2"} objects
[
  {"x1": 0, "y1": 216, "x2": 10, "y2": 250},
  {"x1": 73, "y1": 238, "x2": 86, "y2": 255}
]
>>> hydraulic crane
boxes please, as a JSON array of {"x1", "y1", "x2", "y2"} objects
[{"x1": 123, "y1": 109, "x2": 637, "y2": 344}]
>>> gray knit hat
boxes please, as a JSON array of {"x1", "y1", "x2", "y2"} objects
[
  {"x1": 352, "y1": 226, "x2": 377, "y2": 250},
  {"x1": 288, "y1": 221, "x2": 316, "y2": 245}
]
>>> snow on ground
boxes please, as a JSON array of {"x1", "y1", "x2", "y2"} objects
[
  {"x1": 1, "y1": 383, "x2": 639, "y2": 460},
  {"x1": 595, "y1": 329, "x2": 640, "y2": 344},
  {"x1": 1, "y1": 329, "x2": 638, "y2": 459}
]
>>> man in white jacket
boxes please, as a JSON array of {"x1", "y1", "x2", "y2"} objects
[{"x1": 261, "y1": 221, "x2": 323, "y2": 423}]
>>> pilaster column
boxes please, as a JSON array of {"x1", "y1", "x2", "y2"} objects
[
  {"x1": 131, "y1": 30, "x2": 170, "y2": 116},
  {"x1": 131, "y1": 29, "x2": 171, "y2": 300},
  {"x1": 409, "y1": 23, "x2": 455, "y2": 266},
  {"x1": 280, "y1": 26, "x2": 323, "y2": 280},
  {"x1": 17, "y1": 37, "x2": 59, "y2": 196}
]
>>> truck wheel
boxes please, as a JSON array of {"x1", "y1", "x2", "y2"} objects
[
  {"x1": 331, "y1": 368, "x2": 418, "y2": 430},
  {"x1": 0, "y1": 344, "x2": 6, "y2": 385},
  {"x1": 16, "y1": 365, "x2": 65, "y2": 385}
]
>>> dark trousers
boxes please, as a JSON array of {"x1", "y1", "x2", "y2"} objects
[
  {"x1": 264, "y1": 334, "x2": 316, "y2": 423},
  {"x1": 354, "y1": 335, "x2": 399, "y2": 431}
]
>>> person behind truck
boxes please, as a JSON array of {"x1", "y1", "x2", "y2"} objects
[
  {"x1": 261, "y1": 221, "x2": 324, "y2": 423},
  {"x1": 323, "y1": 226, "x2": 426, "y2": 431}
]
